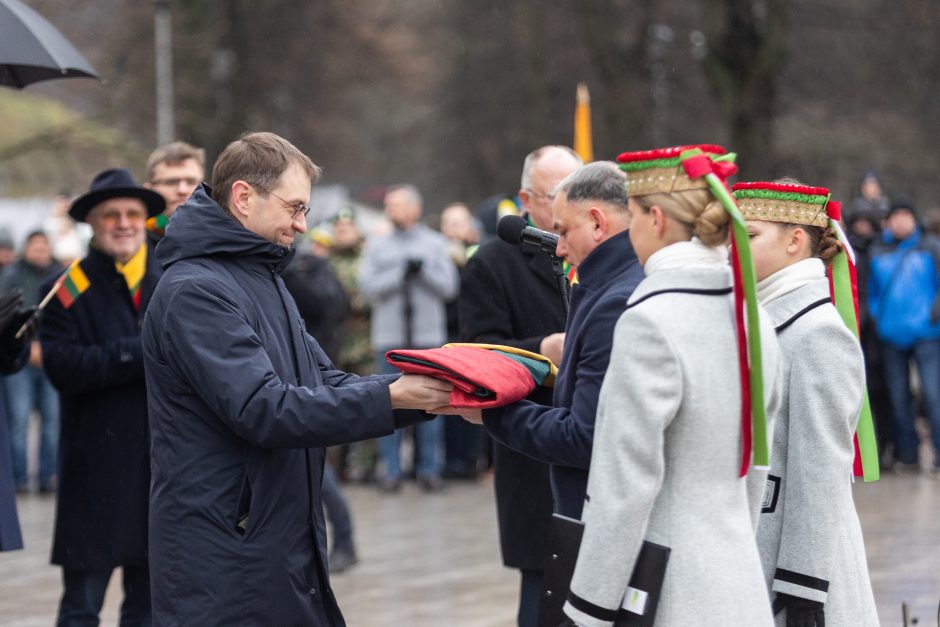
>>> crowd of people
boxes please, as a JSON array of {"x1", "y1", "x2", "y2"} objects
[{"x1": 0, "y1": 131, "x2": 934, "y2": 626}]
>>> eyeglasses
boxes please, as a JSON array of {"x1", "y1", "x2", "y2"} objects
[
  {"x1": 525, "y1": 188, "x2": 554, "y2": 202},
  {"x1": 150, "y1": 177, "x2": 201, "y2": 188},
  {"x1": 95, "y1": 208, "x2": 148, "y2": 226},
  {"x1": 254, "y1": 185, "x2": 311, "y2": 221}
]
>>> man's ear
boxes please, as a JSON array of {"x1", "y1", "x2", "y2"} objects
[
  {"x1": 588, "y1": 206, "x2": 607, "y2": 241},
  {"x1": 517, "y1": 189, "x2": 532, "y2": 213},
  {"x1": 230, "y1": 180, "x2": 253, "y2": 218}
]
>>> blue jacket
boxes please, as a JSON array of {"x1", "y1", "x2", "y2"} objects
[
  {"x1": 482, "y1": 230, "x2": 644, "y2": 518},
  {"x1": 868, "y1": 227, "x2": 940, "y2": 348},
  {"x1": 144, "y1": 186, "x2": 415, "y2": 626}
]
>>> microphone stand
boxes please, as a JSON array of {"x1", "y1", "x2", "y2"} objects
[{"x1": 550, "y1": 254, "x2": 570, "y2": 318}]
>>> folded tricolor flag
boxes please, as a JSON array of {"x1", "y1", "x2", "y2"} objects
[{"x1": 386, "y1": 344, "x2": 556, "y2": 409}]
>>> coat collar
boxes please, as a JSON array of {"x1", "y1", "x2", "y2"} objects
[
  {"x1": 628, "y1": 265, "x2": 731, "y2": 305},
  {"x1": 760, "y1": 277, "x2": 831, "y2": 328},
  {"x1": 575, "y1": 230, "x2": 637, "y2": 291}
]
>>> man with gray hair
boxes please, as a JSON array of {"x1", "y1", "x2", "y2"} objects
[
  {"x1": 457, "y1": 161, "x2": 645, "y2": 519},
  {"x1": 458, "y1": 145, "x2": 580, "y2": 627},
  {"x1": 359, "y1": 183, "x2": 459, "y2": 492}
]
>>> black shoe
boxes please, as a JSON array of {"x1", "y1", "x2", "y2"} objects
[{"x1": 329, "y1": 548, "x2": 359, "y2": 574}]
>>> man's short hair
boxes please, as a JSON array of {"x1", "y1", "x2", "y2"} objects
[
  {"x1": 520, "y1": 145, "x2": 583, "y2": 191},
  {"x1": 145, "y1": 141, "x2": 206, "y2": 182},
  {"x1": 554, "y1": 161, "x2": 627, "y2": 210},
  {"x1": 385, "y1": 184, "x2": 423, "y2": 208},
  {"x1": 211, "y1": 132, "x2": 322, "y2": 212}
]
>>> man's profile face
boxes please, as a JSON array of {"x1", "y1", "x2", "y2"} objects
[
  {"x1": 147, "y1": 158, "x2": 204, "y2": 217},
  {"x1": 86, "y1": 198, "x2": 148, "y2": 262},
  {"x1": 522, "y1": 150, "x2": 580, "y2": 232},
  {"x1": 244, "y1": 162, "x2": 311, "y2": 248},
  {"x1": 552, "y1": 192, "x2": 596, "y2": 267}
]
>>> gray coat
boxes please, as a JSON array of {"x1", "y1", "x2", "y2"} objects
[
  {"x1": 358, "y1": 223, "x2": 458, "y2": 349},
  {"x1": 564, "y1": 266, "x2": 781, "y2": 627},
  {"x1": 758, "y1": 278, "x2": 878, "y2": 626}
]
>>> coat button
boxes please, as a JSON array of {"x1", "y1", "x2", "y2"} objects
[
  {"x1": 309, "y1": 588, "x2": 318, "y2": 596},
  {"x1": 545, "y1": 590, "x2": 553, "y2": 597}
]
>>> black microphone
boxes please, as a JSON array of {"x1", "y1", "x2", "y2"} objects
[{"x1": 497, "y1": 215, "x2": 559, "y2": 256}]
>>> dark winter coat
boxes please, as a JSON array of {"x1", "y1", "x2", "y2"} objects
[
  {"x1": 459, "y1": 234, "x2": 563, "y2": 570},
  {"x1": 281, "y1": 253, "x2": 350, "y2": 363},
  {"x1": 40, "y1": 244, "x2": 161, "y2": 569},
  {"x1": 144, "y1": 186, "x2": 417, "y2": 626},
  {"x1": 482, "y1": 230, "x2": 644, "y2": 518}
]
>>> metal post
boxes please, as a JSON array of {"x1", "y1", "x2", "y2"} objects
[{"x1": 154, "y1": 0, "x2": 175, "y2": 145}]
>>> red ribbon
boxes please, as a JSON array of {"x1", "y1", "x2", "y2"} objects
[
  {"x1": 681, "y1": 154, "x2": 738, "y2": 183},
  {"x1": 826, "y1": 199, "x2": 842, "y2": 221},
  {"x1": 729, "y1": 237, "x2": 753, "y2": 477}
]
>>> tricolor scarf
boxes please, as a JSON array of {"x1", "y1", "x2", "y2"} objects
[
  {"x1": 733, "y1": 181, "x2": 879, "y2": 481},
  {"x1": 617, "y1": 144, "x2": 768, "y2": 476},
  {"x1": 115, "y1": 244, "x2": 147, "y2": 310}
]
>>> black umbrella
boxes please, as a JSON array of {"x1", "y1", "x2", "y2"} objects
[{"x1": 0, "y1": 0, "x2": 99, "y2": 88}]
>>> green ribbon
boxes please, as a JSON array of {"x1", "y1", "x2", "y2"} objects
[
  {"x1": 680, "y1": 149, "x2": 768, "y2": 469},
  {"x1": 828, "y1": 216, "x2": 880, "y2": 482}
]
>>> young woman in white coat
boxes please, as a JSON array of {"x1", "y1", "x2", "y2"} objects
[
  {"x1": 734, "y1": 180, "x2": 878, "y2": 627},
  {"x1": 562, "y1": 146, "x2": 782, "y2": 627}
]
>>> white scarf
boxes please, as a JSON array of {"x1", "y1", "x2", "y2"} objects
[
  {"x1": 643, "y1": 238, "x2": 730, "y2": 276},
  {"x1": 757, "y1": 257, "x2": 825, "y2": 304}
]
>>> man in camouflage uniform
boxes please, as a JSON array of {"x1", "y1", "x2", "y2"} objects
[{"x1": 328, "y1": 207, "x2": 377, "y2": 481}]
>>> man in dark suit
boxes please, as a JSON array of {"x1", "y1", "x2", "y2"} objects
[{"x1": 459, "y1": 145, "x2": 581, "y2": 627}]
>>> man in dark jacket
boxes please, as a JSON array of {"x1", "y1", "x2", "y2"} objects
[
  {"x1": 459, "y1": 145, "x2": 580, "y2": 627},
  {"x1": 143, "y1": 132, "x2": 450, "y2": 626},
  {"x1": 40, "y1": 168, "x2": 167, "y2": 625},
  {"x1": 459, "y1": 162, "x2": 643, "y2": 519}
]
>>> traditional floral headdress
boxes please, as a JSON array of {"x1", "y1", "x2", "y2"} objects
[
  {"x1": 617, "y1": 145, "x2": 767, "y2": 476},
  {"x1": 733, "y1": 181, "x2": 880, "y2": 481}
]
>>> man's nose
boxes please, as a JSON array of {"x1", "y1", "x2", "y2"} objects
[
  {"x1": 293, "y1": 213, "x2": 308, "y2": 233},
  {"x1": 555, "y1": 238, "x2": 566, "y2": 259}
]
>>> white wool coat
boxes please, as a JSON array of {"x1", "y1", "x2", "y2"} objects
[
  {"x1": 564, "y1": 265, "x2": 782, "y2": 627},
  {"x1": 757, "y1": 277, "x2": 878, "y2": 626}
]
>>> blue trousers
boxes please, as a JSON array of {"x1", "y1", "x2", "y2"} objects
[
  {"x1": 321, "y1": 462, "x2": 355, "y2": 553},
  {"x1": 881, "y1": 339, "x2": 940, "y2": 466},
  {"x1": 375, "y1": 354, "x2": 443, "y2": 480},
  {"x1": 5, "y1": 365, "x2": 59, "y2": 489},
  {"x1": 57, "y1": 565, "x2": 151, "y2": 627}
]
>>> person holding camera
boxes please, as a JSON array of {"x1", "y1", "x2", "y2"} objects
[{"x1": 359, "y1": 184, "x2": 459, "y2": 492}]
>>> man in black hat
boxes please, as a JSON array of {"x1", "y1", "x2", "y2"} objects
[{"x1": 39, "y1": 168, "x2": 164, "y2": 626}]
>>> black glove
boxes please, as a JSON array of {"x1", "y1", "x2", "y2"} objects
[
  {"x1": 2, "y1": 307, "x2": 40, "y2": 347},
  {"x1": 774, "y1": 592, "x2": 825, "y2": 627},
  {"x1": 0, "y1": 289, "x2": 23, "y2": 333},
  {"x1": 405, "y1": 258, "x2": 423, "y2": 276}
]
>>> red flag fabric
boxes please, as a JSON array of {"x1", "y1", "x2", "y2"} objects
[{"x1": 386, "y1": 346, "x2": 537, "y2": 408}]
